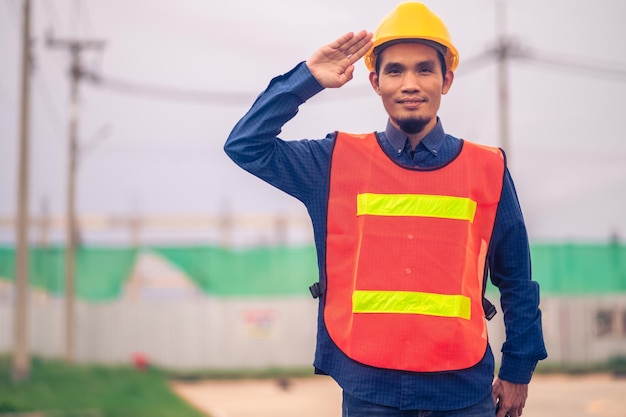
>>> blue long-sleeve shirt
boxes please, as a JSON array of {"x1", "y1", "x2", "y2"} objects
[{"x1": 224, "y1": 62, "x2": 547, "y2": 411}]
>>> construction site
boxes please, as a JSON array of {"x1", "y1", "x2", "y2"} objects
[{"x1": 1, "y1": 0, "x2": 626, "y2": 416}]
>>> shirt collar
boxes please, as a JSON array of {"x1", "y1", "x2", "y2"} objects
[{"x1": 384, "y1": 118, "x2": 445, "y2": 157}]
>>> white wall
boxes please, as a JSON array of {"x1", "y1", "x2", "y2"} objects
[
  {"x1": 1, "y1": 293, "x2": 318, "y2": 370},
  {"x1": 2, "y1": 291, "x2": 626, "y2": 370}
]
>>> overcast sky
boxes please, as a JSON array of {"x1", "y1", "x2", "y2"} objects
[{"x1": 1, "y1": 0, "x2": 625, "y2": 244}]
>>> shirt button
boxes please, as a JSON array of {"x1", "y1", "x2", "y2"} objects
[
  {"x1": 432, "y1": 149, "x2": 438, "y2": 155},
  {"x1": 405, "y1": 268, "x2": 411, "y2": 274},
  {"x1": 407, "y1": 234, "x2": 414, "y2": 240}
]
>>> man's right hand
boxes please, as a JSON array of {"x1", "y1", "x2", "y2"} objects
[{"x1": 305, "y1": 31, "x2": 373, "y2": 89}]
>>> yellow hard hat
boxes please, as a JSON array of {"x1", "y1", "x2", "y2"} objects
[{"x1": 364, "y1": 2, "x2": 459, "y2": 72}]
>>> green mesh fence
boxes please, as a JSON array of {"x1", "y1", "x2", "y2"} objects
[
  {"x1": 152, "y1": 245, "x2": 318, "y2": 297},
  {"x1": 530, "y1": 243, "x2": 626, "y2": 294},
  {"x1": 0, "y1": 243, "x2": 624, "y2": 300},
  {"x1": 0, "y1": 246, "x2": 138, "y2": 301}
]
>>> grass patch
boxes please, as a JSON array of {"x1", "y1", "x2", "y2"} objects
[
  {"x1": 167, "y1": 366, "x2": 314, "y2": 382},
  {"x1": 0, "y1": 356, "x2": 207, "y2": 417}
]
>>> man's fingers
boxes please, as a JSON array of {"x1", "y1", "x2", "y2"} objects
[
  {"x1": 492, "y1": 384, "x2": 500, "y2": 406},
  {"x1": 329, "y1": 32, "x2": 358, "y2": 50},
  {"x1": 348, "y1": 38, "x2": 374, "y2": 64},
  {"x1": 344, "y1": 30, "x2": 373, "y2": 51},
  {"x1": 332, "y1": 30, "x2": 373, "y2": 60},
  {"x1": 332, "y1": 30, "x2": 368, "y2": 48}
]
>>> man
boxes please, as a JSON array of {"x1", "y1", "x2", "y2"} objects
[{"x1": 224, "y1": 2, "x2": 547, "y2": 416}]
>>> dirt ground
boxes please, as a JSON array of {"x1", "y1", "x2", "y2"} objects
[{"x1": 171, "y1": 373, "x2": 626, "y2": 417}]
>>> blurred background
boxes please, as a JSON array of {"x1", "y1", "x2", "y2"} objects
[{"x1": 0, "y1": 0, "x2": 625, "y2": 415}]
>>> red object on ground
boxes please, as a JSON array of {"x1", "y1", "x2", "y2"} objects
[{"x1": 132, "y1": 352, "x2": 149, "y2": 371}]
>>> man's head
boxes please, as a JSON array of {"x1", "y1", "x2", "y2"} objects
[
  {"x1": 369, "y1": 42, "x2": 453, "y2": 138},
  {"x1": 364, "y1": 2, "x2": 459, "y2": 74},
  {"x1": 365, "y1": 2, "x2": 458, "y2": 142}
]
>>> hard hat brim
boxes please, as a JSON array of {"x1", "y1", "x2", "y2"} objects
[{"x1": 364, "y1": 37, "x2": 459, "y2": 73}]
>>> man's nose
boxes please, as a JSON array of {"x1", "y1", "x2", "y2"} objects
[{"x1": 401, "y1": 73, "x2": 421, "y2": 92}]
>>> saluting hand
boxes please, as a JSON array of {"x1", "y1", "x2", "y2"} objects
[{"x1": 306, "y1": 30, "x2": 373, "y2": 89}]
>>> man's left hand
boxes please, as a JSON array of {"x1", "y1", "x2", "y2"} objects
[{"x1": 492, "y1": 378, "x2": 528, "y2": 417}]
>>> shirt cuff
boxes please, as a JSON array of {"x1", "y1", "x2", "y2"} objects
[
  {"x1": 498, "y1": 355, "x2": 538, "y2": 384},
  {"x1": 285, "y1": 62, "x2": 325, "y2": 102}
]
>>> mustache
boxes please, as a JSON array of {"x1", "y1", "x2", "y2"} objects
[{"x1": 397, "y1": 96, "x2": 428, "y2": 103}]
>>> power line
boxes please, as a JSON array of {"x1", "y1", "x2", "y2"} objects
[
  {"x1": 517, "y1": 50, "x2": 626, "y2": 82},
  {"x1": 81, "y1": 70, "x2": 384, "y2": 105},
  {"x1": 80, "y1": 48, "x2": 626, "y2": 110},
  {"x1": 33, "y1": 71, "x2": 65, "y2": 139},
  {"x1": 81, "y1": 70, "x2": 259, "y2": 106},
  {"x1": 454, "y1": 6, "x2": 625, "y2": 158},
  {"x1": 458, "y1": 41, "x2": 626, "y2": 82},
  {"x1": 74, "y1": 0, "x2": 103, "y2": 73},
  {"x1": 10, "y1": 2, "x2": 67, "y2": 144},
  {"x1": 455, "y1": 50, "x2": 495, "y2": 77},
  {"x1": 40, "y1": 0, "x2": 75, "y2": 71}
]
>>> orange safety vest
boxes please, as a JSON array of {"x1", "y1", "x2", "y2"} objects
[{"x1": 324, "y1": 132, "x2": 505, "y2": 372}]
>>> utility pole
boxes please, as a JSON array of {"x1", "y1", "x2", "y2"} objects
[
  {"x1": 495, "y1": 0, "x2": 511, "y2": 157},
  {"x1": 46, "y1": 34, "x2": 105, "y2": 363},
  {"x1": 13, "y1": 0, "x2": 32, "y2": 383}
]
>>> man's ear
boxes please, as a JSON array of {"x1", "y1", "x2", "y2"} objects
[
  {"x1": 442, "y1": 70, "x2": 454, "y2": 95},
  {"x1": 369, "y1": 71, "x2": 381, "y2": 95}
]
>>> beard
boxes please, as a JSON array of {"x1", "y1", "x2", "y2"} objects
[{"x1": 395, "y1": 116, "x2": 431, "y2": 135}]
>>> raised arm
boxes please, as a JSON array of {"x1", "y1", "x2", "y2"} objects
[{"x1": 225, "y1": 31, "x2": 372, "y2": 203}]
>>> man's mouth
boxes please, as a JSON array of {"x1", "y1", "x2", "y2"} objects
[
  {"x1": 398, "y1": 97, "x2": 426, "y2": 108},
  {"x1": 398, "y1": 96, "x2": 426, "y2": 102}
]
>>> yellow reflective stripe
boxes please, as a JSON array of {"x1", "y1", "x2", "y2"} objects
[
  {"x1": 356, "y1": 193, "x2": 476, "y2": 222},
  {"x1": 352, "y1": 290, "x2": 471, "y2": 320}
]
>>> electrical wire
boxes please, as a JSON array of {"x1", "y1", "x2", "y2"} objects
[
  {"x1": 1, "y1": 0, "x2": 64, "y2": 141},
  {"x1": 33, "y1": 70, "x2": 65, "y2": 139},
  {"x1": 455, "y1": 50, "x2": 497, "y2": 77},
  {"x1": 68, "y1": 28, "x2": 626, "y2": 106},
  {"x1": 81, "y1": 71, "x2": 259, "y2": 106},
  {"x1": 40, "y1": 0, "x2": 73, "y2": 71},
  {"x1": 516, "y1": 50, "x2": 626, "y2": 82},
  {"x1": 81, "y1": 46, "x2": 626, "y2": 109},
  {"x1": 74, "y1": 0, "x2": 103, "y2": 73},
  {"x1": 82, "y1": 70, "x2": 383, "y2": 105},
  {"x1": 456, "y1": 43, "x2": 626, "y2": 83}
]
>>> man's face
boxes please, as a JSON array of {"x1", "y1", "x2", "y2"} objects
[{"x1": 369, "y1": 42, "x2": 454, "y2": 140}]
